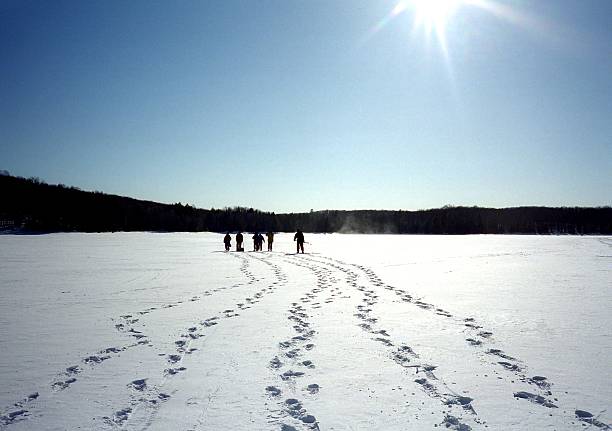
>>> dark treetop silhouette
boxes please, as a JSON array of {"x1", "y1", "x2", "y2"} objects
[{"x1": 1, "y1": 174, "x2": 611, "y2": 234}]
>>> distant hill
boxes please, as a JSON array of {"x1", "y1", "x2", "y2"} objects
[{"x1": 1, "y1": 174, "x2": 611, "y2": 234}]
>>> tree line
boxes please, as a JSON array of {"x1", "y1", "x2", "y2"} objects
[{"x1": 1, "y1": 174, "x2": 610, "y2": 234}]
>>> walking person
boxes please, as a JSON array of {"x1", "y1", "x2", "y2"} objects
[
  {"x1": 223, "y1": 232, "x2": 231, "y2": 251},
  {"x1": 258, "y1": 232, "x2": 265, "y2": 251},
  {"x1": 266, "y1": 231, "x2": 274, "y2": 251},
  {"x1": 253, "y1": 232, "x2": 265, "y2": 251},
  {"x1": 294, "y1": 229, "x2": 305, "y2": 254},
  {"x1": 236, "y1": 232, "x2": 244, "y2": 252}
]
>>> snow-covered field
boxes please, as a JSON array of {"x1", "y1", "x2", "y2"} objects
[{"x1": 0, "y1": 232, "x2": 610, "y2": 430}]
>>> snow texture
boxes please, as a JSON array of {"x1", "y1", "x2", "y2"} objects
[{"x1": 0, "y1": 233, "x2": 610, "y2": 430}]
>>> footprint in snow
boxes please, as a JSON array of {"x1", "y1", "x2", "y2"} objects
[
  {"x1": 285, "y1": 349, "x2": 300, "y2": 359},
  {"x1": 466, "y1": 338, "x2": 482, "y2": 346},
  {"x1": 111, "y1": 407, "x2": 132, "y2": 424},
  {"x1": 270, "y1": 357, "x2": 283, "y2": 369},
  {"x1": 513, "y1": 391, "x2": 557, "y2": 408},
  {"x1": 420, "y1": 364, "x2": 437, "y2": 373},
  {"x1": 498, "y1": 361, "x2": 522, "y2": 372},
  {"x1": 307, "y1": 383, "x2": 320, "y2": 394},
  {"x1": 201, "y1": 320, "x2": 218, "y2": 327},
  {"x1": 575, "y1": 410, "x2": 611, "y2": 429},
  {"x1": 84, "y1": 354, "x2": 111, "y2": 364},
  {"x1": 52, "y1": 377, "x2": 77, "y2": 390},
  {"x1": 129, "y1": 379, "x2": 147, "y2": 391},
  {"x1": 66, "y1": 365, "x2": 81, "y2": 375},
  {"x1": 301, "y1": 360, "x2": 315, "y2": 369},
  {"x1": 284, "y1": 399, "x2": 314, "y2": 422},
  {"x1": 445, "y1": 395, "x2": 476, "y2": 413},
  {"x1": 265, "y1": 386, "x2": 282, "y2": 396},
  {"x1": 167, "y1": 354, "x2": 181, "y2": 363},
  {"x1": 358, "y1": 323, "x2": 372, "y2": 331},
  {"x1": 4, "y1": 393, "x2": 38, "y2": 425},
  {"x1": 414, "y1": 378, "x2": 436, "y2": 393},
  {"x1": 301, "y1": 414, "x2": 317, "y2": 425},
  {"x1": 392, "y1": 351, "x2": 412, "y2": 365},
  {"x1": 441, "y1": 414, "x2": 472, "y2": 431},
  {"x1": 486, "y1": 349, "x2": 515, "y2": 360},
  {"x1": 397, "y1": 345, "x2": 415, "y2": 354},
  {"x1": 175, "y1": 340, "x2": 187, "y2": 349},
  {"x1": 374, "y1": 337, "x2": 394, "y2": 347},
  {"x1": 445, "y1": 395, "x2": 474, "y2": 407},
  {"x1": 528, "y1": 375, "x2": 550, "y2": 389},
  {"x1": 1, "y1": 409, "x2": 29, "y2": 425},
  {"x1": 281, "y1": 370, "x2": 305, "y2": 380}
]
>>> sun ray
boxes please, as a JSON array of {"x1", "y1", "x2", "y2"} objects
[
  {"x1": 465, "y1": 0, "x2": 567, "y2": 48},
  {"x1": 357, "y1": 2, "x2": 407, "y2": 47},
  {"x1": 362, "y1": 0, "x2": 564, "y2": 67}
]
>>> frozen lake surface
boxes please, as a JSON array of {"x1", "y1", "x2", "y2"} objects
[{"x1": 0, "y1": 233, "x2": 610, "y2": 430}]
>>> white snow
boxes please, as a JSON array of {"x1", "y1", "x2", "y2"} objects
[{"x1": 0, "y1": 232, "x2": 610, "y2": 430}]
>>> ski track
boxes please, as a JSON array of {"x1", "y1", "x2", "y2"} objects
[
  {"x1": 183, "y1": 252, "x2": 291, "y2": 431},
  {"x1": 1, "y1": 250, "x2": 610, "y2": 431},
  {"x1": 293, "y1": 254, "x2": 610, "y2": 430},
  {"x1": 261, "y1": 254, "x2": 344, "y2": 431},
  {"x1": 1, "y1": 252, "x2": 277, "y2": 430},
  {"x1": 288, "y1": 255, "x2": 478, "y2": 429},
  {"x1": 110, "y1": 252, "x2": 289, "y2": 430}
]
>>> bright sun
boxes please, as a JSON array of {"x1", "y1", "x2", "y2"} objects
[
  {"x1": 389, "y1": 0, "x2": 463, "y2": 57},
  {"x1": 393, "y1": 0, "x2": 462, "y2": 34},
  {"x1": 379, "y1": 0, "x2": 541, "y2": 68}
]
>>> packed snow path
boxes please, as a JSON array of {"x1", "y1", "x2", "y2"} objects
[{"x1": 0, "y1": 233, "x2": 610, "y2": 430}]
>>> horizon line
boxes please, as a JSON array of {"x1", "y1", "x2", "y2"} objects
[{"x1": 3, "y1": 172, "x2": 610, "y2": 214}]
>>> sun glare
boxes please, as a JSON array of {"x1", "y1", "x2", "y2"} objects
[
  {"x1": 408, "y1": 0, "x2": 462, "y2": 34},
  {"x1": 374, "y1": 0, "x2": 548, "y2": 66},
  {"x1": 389, "y1": 0, "x2": 463, "y2": 58},
  {"x1": 416, "y1": 0, "x2": 460, "y2": 26}
]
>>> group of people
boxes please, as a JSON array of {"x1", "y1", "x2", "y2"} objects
[
  {"x1": 251, "y1": 232, "x2": 270, "y2": 251},
  {"x1": 223, "y1": 229, "x2": 305, "y2": 254}
]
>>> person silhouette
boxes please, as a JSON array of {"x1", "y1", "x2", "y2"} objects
[
  {"x1": 236, "y1": 232, "x2": 244, "y2": 251},
  {"x1": 294, "y1": 229, "x2": 305, "y2": 254},
  {"x1": 253, "y1": 232, "x2": 265, "y2": 251},
  {"x1": 258, "y1": 232, "x2": 265, "y2": 251},
  {"x1": 266, "y1": 231, "x2": 274, "y2": 251},
  {"x1": 223, "y1": 232, "x2": 231, "y2": 251}
]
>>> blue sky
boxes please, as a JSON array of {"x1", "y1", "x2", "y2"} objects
[{"x1": 1, "y1": 0, "x2": 611, "y2": 212}]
